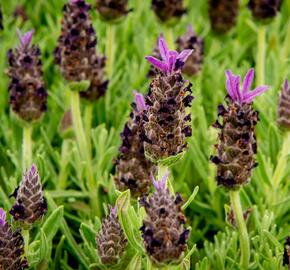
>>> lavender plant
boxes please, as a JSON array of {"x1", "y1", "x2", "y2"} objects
[
  {"x1": 176, "y1": 25, "x2": 204, "y2": 76},
  {"x1": 114, "y1": 92, "x2": 156, "y2": 197},
  {"x1": 140, "y1": 172, "x2": 189, "y2": 265},
  {"x1": 0, "y1": 208, "x2": 28, "y2": 270},
  {"x1": 96, "y1": 206, "x2": 127, "y2": 265},
  {"x1": 211, "y1": 68, "x2": 269, "y2": 268},
  {"x1": 144, "y1": 36, "x2": 193, "y2": 163},
  {"x1": 248, "y1": 0, "x2": 283, "y2": 20}
]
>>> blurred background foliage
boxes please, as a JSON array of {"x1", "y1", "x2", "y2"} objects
[{"x1": 0, "y1": 0, "x2": 290, "y2": 269}]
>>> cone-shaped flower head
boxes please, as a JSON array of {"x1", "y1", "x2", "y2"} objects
[
  {"x1": 144, "y1": 37, "x2": 193, "y2": 163},
  {"x1": 211, "y1": 68, "x2": 269, "y2": 189},
  {"x1": 7, "y1": 30, "x2": 47, "y2": 123},
  {"x1": 10, "y1": 164, "x2": 47, "y2": 225},
  {"x1": 115, "y1": 92, "x2": 156, "y2": 197},
  {"x1": 0, "y1": 208, "x2": 28, "y2": 270},
  {"x1": 248, "y1": 0, "x2": 282, "y2": 21},
  {"x1": 140, "y1": 173, "x2": 189, "y2": 265},
  {"x1": 96, "y1": 206, "x2": 127, "y2": 265},
  {"x1": 283, "y1": 236, "x2": 290, "y2": 268},
  {"x1": 96, "y1": 0, "x2": 132, "y2": 21},
  {"x1": 54, "y1": 0, "x2": 108, "y2": 101},
  {"x1": 151, "y1": 0, "x2": 186, "y2": 23},
  {"x1": 176, "y1": 25, "x2": 204, "y2": 76},
  {"x1": 277, "y1": 80, "x2": 290, "y2": 129},
  {"x1": 208, "y1": 0, "x2": 239, "y2": 33}
]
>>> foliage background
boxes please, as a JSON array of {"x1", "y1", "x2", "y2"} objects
[{"x1": 0, "y1": 0, "x2": 290, "y2": 269}]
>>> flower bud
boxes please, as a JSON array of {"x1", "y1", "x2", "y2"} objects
[
  {"x1": 248, "y1": 0, "x2": 282, "y2": 21},
  {"x1": 277, "y1": 80, "x2": 290, "y2": 129}
]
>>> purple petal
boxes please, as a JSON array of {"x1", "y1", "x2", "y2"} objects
[
  {"x1": 151, "y1": 171, "x2": 170, "y2": 191},
  {"x1": 110, "y1": 206, "x2": 117, "y2": 217},
  {"x1": 225, "y1": 70, "x2": 238, "y2": 101},
  {"x1": 17, "y1": 29, "x2": 34, "y2": 48},
  {"x1": 134, "y1": 92, "x2": 147, "y2": 112},
  {"x1": 0, "y1": 208, "x2": 6, "y2": 226},
  {"x1": 242, "y1": 85, "x2": 269, "y2": 103},
  {"x1": 235, "y1": 75, "x2": 242, "y2": 102},
  {"x1": 187, "y1": 24, "x2": 194, "y2": 35},
  {"x1": 145, "y1": 56, "x2": 167, "y2": 73},
  {"x1": 177, "y1": 49, "x2": 193, "y2": 64},
  {"x1": 168, "y1": 51, "x2": 178, "y2": 73},
  {"x1": 158, "y1": 36, "x2": 169, "y2": 62},
  {"x1": 242, "y1": 68, "x2": 254, "y2": 94}
]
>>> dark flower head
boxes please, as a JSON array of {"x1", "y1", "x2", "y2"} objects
[
  {"x1": 211, "y1": 68, "x2": 265, "y2": 189},
  {"x1": 10, "y1": 164, "x2": 47, "y2": 226},
  {"x1": 146, "y1": 36, "x2": 193, "y2": 75},
  {"x1": 151, "y1": 0, "x2": 187, "y2": 23},
  {"x1": 277, "y1": 79, "x2": 290, "y2": 129},
  {"x1": 96, "y1": 206, "x2": 127, "y2": 265},
  {"x1": 176, "y1": 25, "x2": 204, "y2": 76},
  {"x1": 55, "y1": 0, "x2": 108, "y2": 101},
  {"x1": 96, "y1": 0, "x2": 132, "y2": 22},
  {"x1": 141, "y1": 172, "x2": 189, "y2": 264},
  {"x1": 115, "y1": 92, "x2": 156, "y2": 197},
  {"x1": 248, "y1": 0, "x2": 282, "y2": 21},
  {"x1": 144, "y1": 36, "x2": 194, "y2": 163},
  {"x1": 283, "y1": 236, "x2": 290, "y2": 267},
  {"x1": 6, "y1": 30, "x2": 47, "y2": 123},
  {"x1": 208, "y1": 0, "x2": 239, "y2": 33},
  {"x1": 226, "y1": 68, "x2": 269, "y2": 104},
  {"x1": 0, "y1": 4, "x2": 3, "y2": 30},
  {"x1": 0, "y1": 208, "x2": 28, "y2": 270}
]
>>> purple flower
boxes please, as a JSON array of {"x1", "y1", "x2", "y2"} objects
[
  {"x1": 150, "y1": 171, "x2": 170, "y2": 191},
  {"x1": 0, "y1": 208, "x2": 6, "y2": 226},
  {"x1": 17, "y1": 29, "x2": 34, "y2": 48},
  {"x1": 134, "y1": 91, "x2": 147, "y2": 112},
  {"x1": 225, "y1": 68, "x2": 269, "y2": 104},
  {"x1": 145, "y1": 36, "x2": 193, "y2": 75}
]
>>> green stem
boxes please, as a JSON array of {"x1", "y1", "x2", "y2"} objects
[
  {"x1": 70, "y1": 91, "x2": 100, "y2": 216},
  {"x1": 230, "y1": 190, "x2": 250, "y2": 270},
  {"x1": 22, "y1": 125, "x2": 32, "y2": 172},
  {"x1": 22, "y1": 229, "x2": 30, "y2": 257},
  {"x1": 84, "y1": 103, "x2": 93, "y2": 155},
  {"x1": 58, "y1": 140, "x2": 70, "y2": 190},
  {"x1": 256, "y1": 25, "x2": 266, "y2": 86},
  {"x1": 106, "y1": 24, "x2": 115, "y2": 78},
  {"x1": 272, "y1": 132, "x2": 290, "y2": 203}
]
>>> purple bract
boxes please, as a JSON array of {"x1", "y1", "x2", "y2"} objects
[
  {"x1": 0, "y1": 208, "x2": 6, "y2": 226},
  {"x1": 151, "y1": 171, "x2": 170, "y2": 191},
  {"x1": 146, "y1": 36, "x2": 192, "y2": 75},
  {"x1": 17, "y1": 29, "x2": 34, "y2": 48},
  {"x1": 134, "y1": 91, "x2": 147, "y2": 112},
  {"x1": 225, "y1": 68, "x2": 269, "y2": 104}
]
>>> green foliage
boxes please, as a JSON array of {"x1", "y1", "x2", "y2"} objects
[{"x1": 0, "y1": 0, "x2": 289, "y2": 269}]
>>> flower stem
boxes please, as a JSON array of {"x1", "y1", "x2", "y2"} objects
[
  {"x1": 22, "y1": 125, "x2": 32, "y2": 172},
  {"x1": 106, "y1": 24, "x2": 115, "y2": 78},
  {"x1": 70, "y1": 90, "x2": 100, "y2": 216},
  {"x1": 230, "y1": 189, "x2": 250, "y2": 270},
  {"x1": 256, "y1": 25, "x2": 266, "y2": 86},
  {"x1": 22, "y1": 229, "x2": 30, "y2": 257},
  {"x1": 84, "y1": 103, "x2": 93, "y2": 155}
]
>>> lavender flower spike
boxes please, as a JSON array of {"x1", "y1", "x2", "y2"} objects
[
  {"x1": 225, "y1": 68, "x2": 269, "y2": 104},
  {"x1": 17, "y1": 29, "x2": 34, "y2": 48},
  {"x1": 146, "y1": 36, "x2": 193, "y2": 75},
  {"x1": 151, "y1": 171, "x2": 170, "y2": 191}
]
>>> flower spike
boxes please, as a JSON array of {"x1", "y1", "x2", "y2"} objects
[
  {"x1": 146, "y1": 36, "x2": 193, "y2": 75},
  {"x1": 225, "y1": 68, "x2": 269, "y2": 104},
  {"x1": 17, "y1": 29, "x2": 34, "y2": 48}
]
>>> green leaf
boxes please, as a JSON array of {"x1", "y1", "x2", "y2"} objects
[
  {"x1": 182, "y1": 186, "x2": 199, "y2": 210},
  {"x1": 39, "y1": 229, "x2": 49, "y2": 261},
  {"x1": 126, "y1": 253, "x2": 142, "y2": 270}
]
